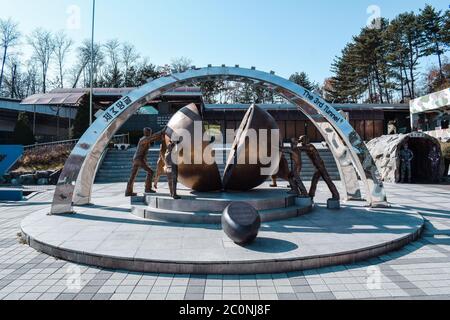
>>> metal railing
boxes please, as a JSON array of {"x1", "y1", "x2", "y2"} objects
[{"x1": 24, "y1": 134, "x2": 130, "y2": 151}]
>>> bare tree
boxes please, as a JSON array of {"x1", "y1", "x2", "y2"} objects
[
  {"x1": 53, "y1": 31, "x2": 73, "y2": 88},
  {"x1": 121, "y1": 42, "x2": 140, "y2": 86},
  {"x1": 2, "y1": 53, "x2": 20, "y2": 98},
  {"x1": 0, "y1": 18, "x2": 21, "y2": 93},
  {"x1": 103, "y1": 39, "x2": 122, "y2": 87},
  {"x1": 170, "y1": 57, "x2": 193, "y2": 73},
  {"x1": 24, "y1": 59, "x2": 39, "y2": 96},
  {"x1": 28, "y1": 29, "x2": 55, "y2": 93},
  {"x1": 71, "y1": 40, "x2": 103, "y2": 88},
  {"x1": 104, "y1": 39, "x2": 121, "y2": 69}
]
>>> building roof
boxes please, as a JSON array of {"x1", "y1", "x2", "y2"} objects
[
  {"x1": 21, "y1": 87, "x2": 203, "y2": 106},
  {"x1": 21, "y1": 91, "x2": 86, "y2": 106},
  {"x1": 0, "y1": 97, "x2": 21, "y2": 103},
  {"x1": 204, "y1": 103, "x2": 410, "y2": 112}
]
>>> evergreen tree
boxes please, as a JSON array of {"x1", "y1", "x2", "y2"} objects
[
  {"x1": 443, "y1": 10, "x2": 450, "y2": 47},
  {"x1": 329, "y1": 43, "x2": 367, "y2": 103},
  {"x1": 135, "y1": 62, "x2": 160, "y2": 86},
  {"x1": 123, "y1": 66, "x2": 137, "y2": 87},
  {"x1": 353, "y1": 19, "x2": 394, "y2": 103},
  {"x1": 393, "y1": 12, "x2": 426, "y2": 99},
  {"x1": 419, "y1": 4, "x2": 446, "y2": 79},
  {"x1": 289, "y1": 72, "x2": 316, "y2": 91},
  {"x1": 384, "y1": 19, "x2": 410, "y2": 102},
  {"x1": 13, "y1": 112, "x2": 35, "y2": 145},
  {"x1": 71, "y1": 94, "x2": 92, "y2": 139},
  {"x1": 102, "y1": 66, "x2": 122, "y2": 88}
]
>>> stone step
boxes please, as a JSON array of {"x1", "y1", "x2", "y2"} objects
[
  {"x1": 131, "y1": 202, "x2": 312, "y2": 225},
  {"x1": 95, "y1": 148, "x2": 341, "y2": 183},
  {"x1": 98, "y1": 163, "x2": 339, "y2": 170},
  {"x1": 100, "y1": 160, "x2": 339, "y2": 166},
  {"x1": 97, "y1": 168, "x2": 338, "y2": 178},
  {"x1": 145, "y1": 192, "x2": 296, "y2": 212},
  {"x1": 95, "y1": 175, "x2": 341, "y2": 184}
]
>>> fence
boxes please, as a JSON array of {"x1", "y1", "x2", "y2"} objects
[{"x1": 24, "y1": 134, "x2": 130, "y2": 151}]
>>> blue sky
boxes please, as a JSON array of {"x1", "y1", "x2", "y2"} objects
[{"x1": 0, "y1": 0, "x2": 448, "y2": 84}]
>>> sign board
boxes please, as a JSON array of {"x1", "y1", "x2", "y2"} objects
[
  {"x1": 0, "y1": 145, "x2": 24, "y2": 176},
  {"x1": 409, "y1": 132, "x2": 427, "y2": 139}
]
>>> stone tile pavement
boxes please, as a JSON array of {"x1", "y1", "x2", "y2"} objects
[{"x1": 0, "y1": 182, "x2": 450, "y2": 300}]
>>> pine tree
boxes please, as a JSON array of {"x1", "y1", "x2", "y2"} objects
[
  {"x1": 289, "y1": 72, "x2": 317, "y2": 91},
  {"x1": 329, "y1": 43, "x2": 367, "y2": 103},
  {"x1": 419, "y1": 4, "x2": 446, "y2": 79},
  {"x1": 443, "y1": 10, "x2": 450, "y2": 47},
  {"x1": 13, "y1": 112, "x2": 35, "y2": 145},
  {"x1": 384, "y1": 20, "x2": 410, "y2": 102},
  {"x1": 394, "y1": 12, "x2": 426, "y2": 99},
  {"x1": 71, "y1": 94, "x2": 92, "y2": 139}
]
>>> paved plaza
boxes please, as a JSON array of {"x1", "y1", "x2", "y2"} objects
[{"x1": 1, "y1": 182, "x2": 450, "y2": 300}]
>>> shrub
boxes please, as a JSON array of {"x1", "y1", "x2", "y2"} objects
[
  {"x1": 13, "y1": 144, "x2": 72, "y2": 173},
  {"x1": 441, "y1": 142, "x2": 450, "y2": 161},
  {"x1": 13, "y1": 113, "x2": 35, "y2": 146}
]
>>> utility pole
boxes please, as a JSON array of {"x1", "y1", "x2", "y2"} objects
[{"x1": 89, "y1": 0, "x2": 96, "y2": 126}]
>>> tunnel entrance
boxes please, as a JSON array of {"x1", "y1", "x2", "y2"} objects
[{"x1": 399, "y1": 137, "x2": 441, "y2": 184}]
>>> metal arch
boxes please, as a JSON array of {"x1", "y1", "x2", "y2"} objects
[{"x1": 51, "y1": 66, "x2": 388, "y2": 214}]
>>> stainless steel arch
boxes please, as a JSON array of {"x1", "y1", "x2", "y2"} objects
[{"x1": 51, "y1": 66, "x2": 388, "y2": 214}]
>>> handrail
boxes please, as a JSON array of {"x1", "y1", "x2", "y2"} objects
[{"x1": 24, "y1": 134, "x2": 130, "y2": 150}]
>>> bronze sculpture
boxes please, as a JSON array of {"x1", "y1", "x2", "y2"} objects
[
  {"x1": 298, "y1": 136, "x2": 340, "y2": 200},
  {"x1": 164, "y1": 140, "x2": 181, "y2": 200},
  {"x1": 125, "y1": 128, "x2": 164, "y2": 197},
  {"x1": 153, "y1": 142, "x2": 167, "y2": 190},
  {"x1": 165, "y1": 103, "x2": 223, "y2": 192},
  {"x1": 223, "y1": 104, "x2": 280, "y2": 191},
  {"x1": 429, "y1": 145, "x2": 441, "y2": 183},
  {"x1": 270, "y1": 139, "x2": 308, "y2": 196},
  {"x1": 400, "y1": 143, "x2": 414, "y2": 183}
]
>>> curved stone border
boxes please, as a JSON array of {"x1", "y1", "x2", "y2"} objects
[
  {"x1": 21, "y1": 208, "x2": 425, "y2": 275},
  {"x1": 21, "y1": 224, "x2": 423, "y2": 275}
]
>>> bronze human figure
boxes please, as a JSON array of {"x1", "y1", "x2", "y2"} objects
[
  {"x1": 399, "y1": 143, "x2": 414, "y2": 183},
  {"x1": 271, "y1": 139, "x2": 308, "y2": 196},
  {"x1": 164, "y1": 140, "x2": 181, "y2": 200},
  {"x1": 298, "y1": 136, "x2": 340, "y2": 200},
  {"x1": 153, "y1": 141, "x2": 167, "y2": 190},
  {"x1": 429, "y1": 145, "x2": 441, "y2": 183},
  {"x1": 125, "y1": 128, "x2": 164, "y2": 197}
]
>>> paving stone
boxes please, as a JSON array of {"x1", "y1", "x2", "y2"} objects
[
  {"x1": 184, "y1": 293, "x2": 204, "y2": 300},
  {"x1": 314, "y1": 292, "x2": 336, "y2": 300},
  {"x1": 296, "y1": 293, "x2": 317, "y2": 300},
  {"x1": 1, "y1": 182, "x2": 450, "y2": 301},
  {"x1": 277, "y1": 293, "x2": 297, "y2": 300},
  {"x1": 56, "y1": 293, "x2": 77, "y2": 300},
  {"x1": 92, "y1": 293, "x2": 113, "y2": 300}
]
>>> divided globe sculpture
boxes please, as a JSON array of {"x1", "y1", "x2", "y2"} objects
[{"x1": 155, "y1": 103, "x2": 281, "y2": 193}]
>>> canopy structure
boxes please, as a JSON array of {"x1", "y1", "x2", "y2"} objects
[
  {"x1": 21, "y1": 90, "x2": 87, "y2": 106},
  {"x1": 410, "y1": 88, "x2": 450, "y2": 140},
  {"x1": 50, "y1": 66, "x2": 388, "y2": 214}
]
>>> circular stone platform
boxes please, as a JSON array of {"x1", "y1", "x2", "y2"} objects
[
  {"x1": 20, "y1": 188, "x2": 425, "y2": 274},
  {"x1": 131, "y1": 188, "x2": 312, "y2": 224}
]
